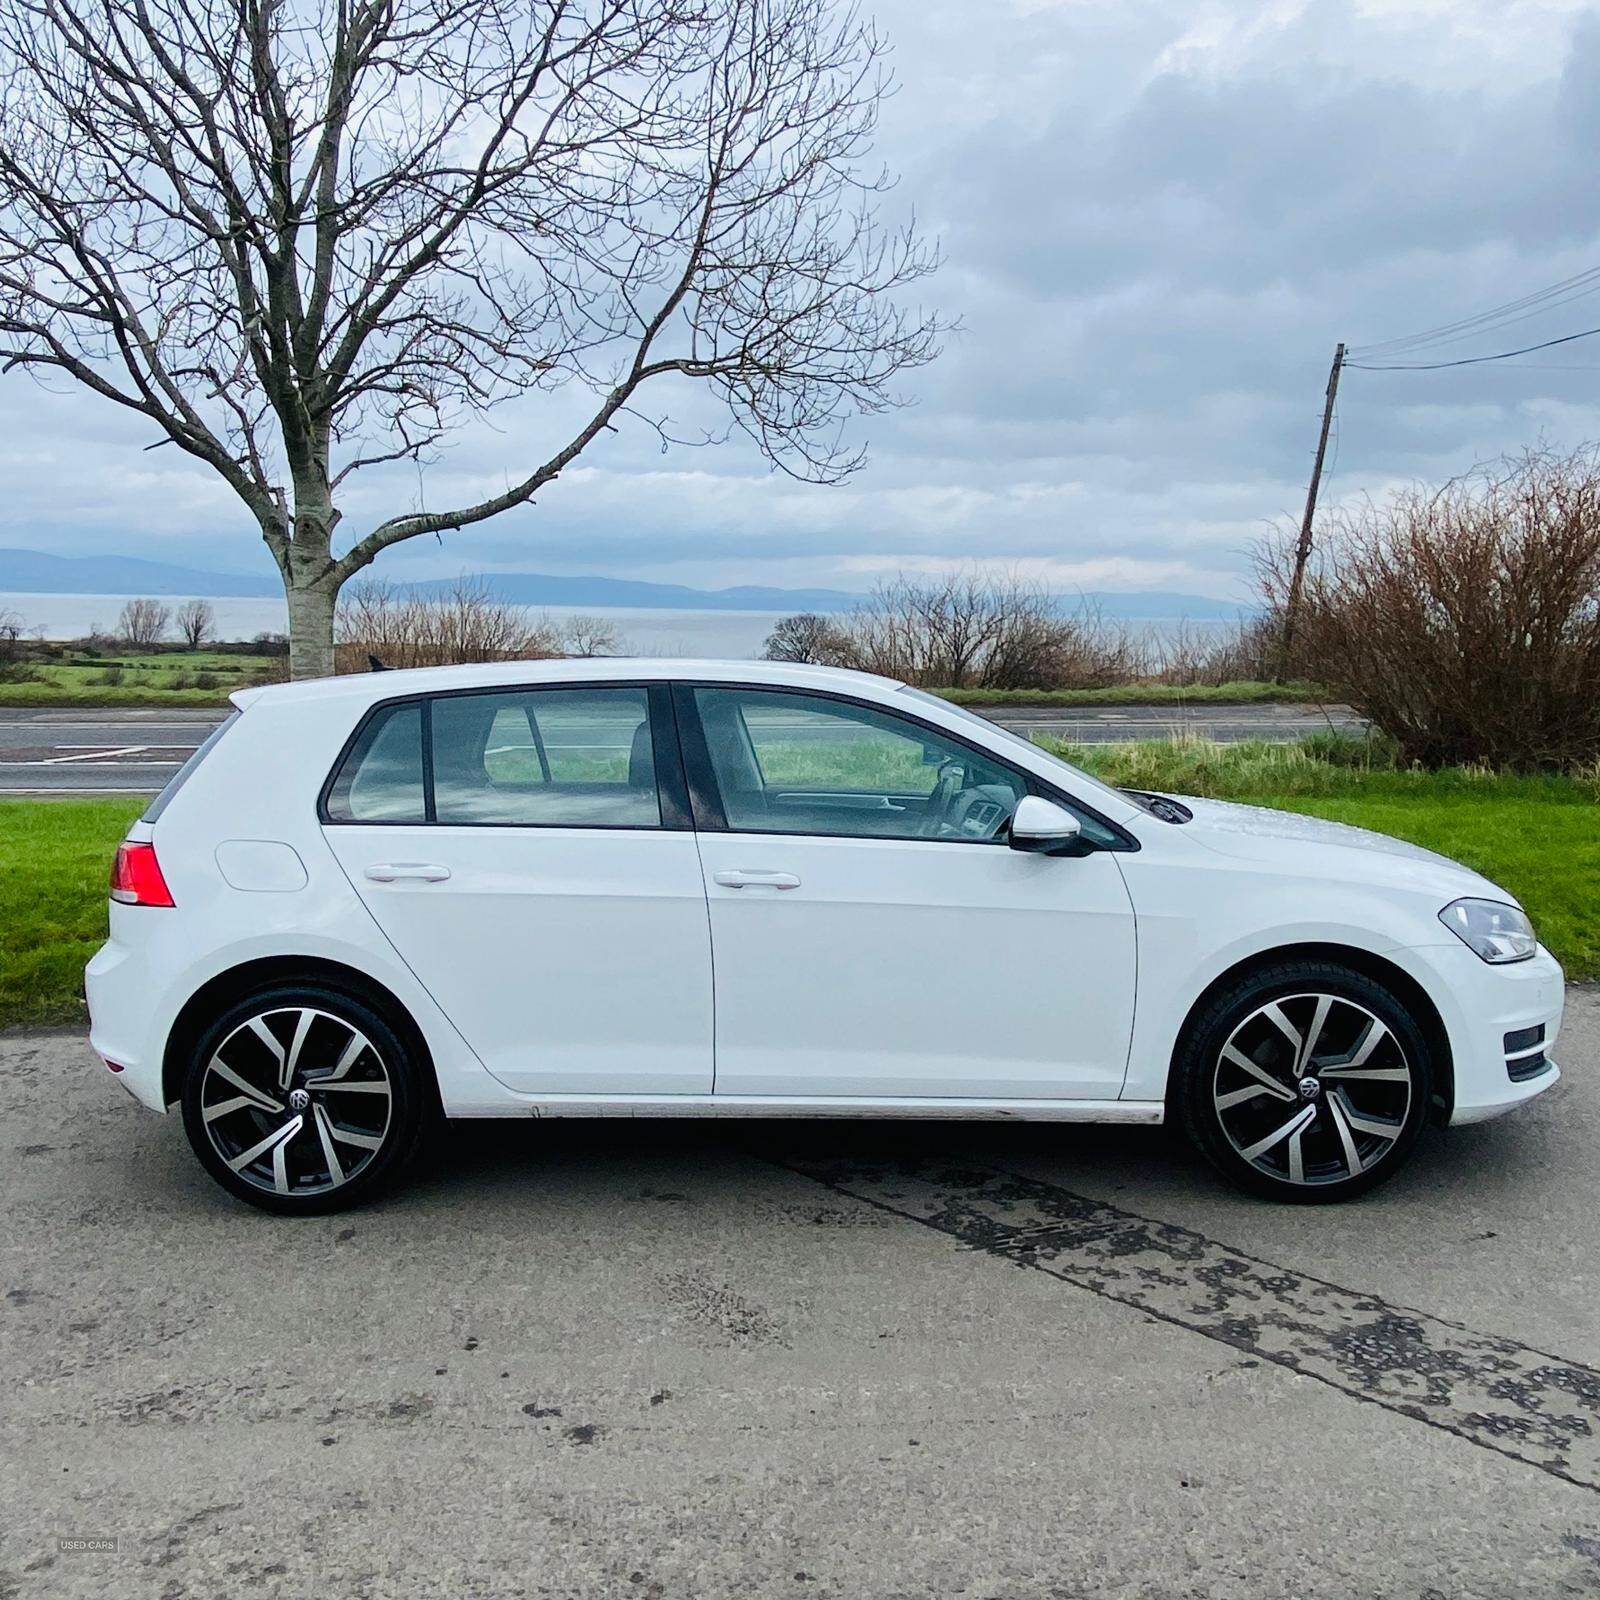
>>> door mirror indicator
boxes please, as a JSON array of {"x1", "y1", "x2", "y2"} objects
[{"x1": 1008, "y1": 796, "x2": 1086, "y2": 856}]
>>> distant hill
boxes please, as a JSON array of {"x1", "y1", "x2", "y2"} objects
[
  {"x1": 406, "y1": 571, "x2": 863, "y2": 612},
  {"x1": 0, "y1": 546, "x2": 1253, "y2": 619},
  {"x1": 0, "y1": 546, "x2": 280, "y2": 598}
]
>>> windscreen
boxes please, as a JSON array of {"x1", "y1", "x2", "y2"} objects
[{"x1": 897, "y1": 687, "x2": 1134, "y2": 813}]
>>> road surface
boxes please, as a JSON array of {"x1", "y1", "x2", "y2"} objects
[
  {"x1": 0, "y1": 701, "x2": 1363, "y2": 794},
  {"x1": 1, "y1": 991, "x2": 1594, "y2": 1597}
]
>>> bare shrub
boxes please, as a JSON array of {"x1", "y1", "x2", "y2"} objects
[
  {"x1": 1260, "y1": 446, "x2": 1600, "y2": 769},
  {"x1": 335, "y1": 579, "x2": 560, "y2": 672},
  {"x1": 175, "y1": 598, "x2": 214, "y2": 649},
  {"x1": 1149, "y1": 614, "x2": 1286, "y2": 687},
  {"x1": 117, "y1": 598, "x2": 170, "y2": 647},
  {"x1": 812, "y1": 572, "x2": 1140, "y2": 690},
  {"x1": 0, "y1": 607, "x2": 22, "y2": 661}
]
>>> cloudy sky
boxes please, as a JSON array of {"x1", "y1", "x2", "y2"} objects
[{"x1": 6, "y1": 0, "x2": 1600, "y2": 601}]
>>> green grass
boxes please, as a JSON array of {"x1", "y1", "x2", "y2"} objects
[
  {"x1": 0, "y1": 797, "x2": 144, "y2": 1029},
  {"x1": 0, "y1": 650, "x2": 277, "y2": 706},
  {"x1": 3, "y1": 738, "x2": 1593, "y2": 1030},
  {"x1": 1045, "y1": 737, "x2": 1599, "y2": 980},
  {"x1": 935, "y1": 680, "x2": 1330, "y2": 707}
]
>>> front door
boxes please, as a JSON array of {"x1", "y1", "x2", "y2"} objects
[
  {"x1": 320, "y1": 682, "x2": 713, "y2": 1096},
  {"x1": 679, "y1": 685, "x2": 1137, "y2": 1100}
]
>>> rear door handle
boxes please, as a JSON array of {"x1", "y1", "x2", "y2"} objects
[
  {"x1": 713, "y1": 869, "x2": 801, "y2": 890},
  {"x1": 365, "y1": 863, "x2": 451, "y2": 883}
]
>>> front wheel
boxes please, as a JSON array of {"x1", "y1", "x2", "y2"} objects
[
  {"x1": 181, "y1": 984, "x2": 428, "y2": 1214},
  {"x1": 1173, "y1": 962, "x2": 1433, "y2": 1202}
]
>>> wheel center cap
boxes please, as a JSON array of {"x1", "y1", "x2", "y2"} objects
[
  {"x1": 288, "y1": 1087, "x2": 311, "y2": 1113},
  {"x1": 1298, "y1": 1077, "x2": 1322, "y2": 1100}
]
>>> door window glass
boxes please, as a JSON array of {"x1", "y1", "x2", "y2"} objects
[
  {"x1": 433, "y1": 687, "x2": 660, "y2": 827},
  {"x1": 692, "y1": 687, "x2": 1026, "y2": 841},
  {"x1": 325, "y1": 702, "x2": 426, "y2": 822}
]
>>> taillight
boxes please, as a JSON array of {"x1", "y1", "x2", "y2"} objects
[{"x1": 110, "y1": 840, "x2": 175, "y2": 907}]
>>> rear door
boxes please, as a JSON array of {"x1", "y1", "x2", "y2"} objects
[{"x1": 320, "y1": 682, "x2": 713, "y2": 1096}]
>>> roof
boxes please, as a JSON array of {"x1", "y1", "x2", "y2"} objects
[{"x1": 232, "y1": 656, "x2": 904, "y2": 711}]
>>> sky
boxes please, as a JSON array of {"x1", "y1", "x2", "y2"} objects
[{"x1": 5, "y1": 0, "x2": 1600, "y2": 601}]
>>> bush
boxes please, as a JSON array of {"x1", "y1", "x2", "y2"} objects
[
  {"x1": 335, "y1": 577, "x2": 560, "y2": 671},
  {"x1": 765, "y1": 572, "x2": 1142, "y2": 691},
  {"x1": 90, "y1": 665, "x2": 125, "y2": 686},
  {"x1": 1264, "y1": 446, "x2": 1600, "y2": 770}
]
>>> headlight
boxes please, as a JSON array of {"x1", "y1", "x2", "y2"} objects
[{"x1": 1439, "y1": 898, "x2": 1537, "y2": 963}]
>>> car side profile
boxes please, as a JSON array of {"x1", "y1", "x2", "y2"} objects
[{"x1": 86, "y1": 659, "x2": 1564, "y2": 1214}]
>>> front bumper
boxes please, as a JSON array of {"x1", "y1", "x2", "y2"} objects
[{"x1": 1409, "y1": 941, "x2": 1566, "y2": 1125}]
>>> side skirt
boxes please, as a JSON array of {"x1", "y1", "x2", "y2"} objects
[{"x1": 451, "y1": 1094, "x2": 1165, "y2": 1124}]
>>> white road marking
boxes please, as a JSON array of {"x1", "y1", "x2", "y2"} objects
[{"x1": 39, "y1": 745, "x2": 150, "y2": 764}]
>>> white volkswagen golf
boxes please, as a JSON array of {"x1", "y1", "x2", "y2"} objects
[{"x1": 86, "y1": 659, "x2": 1564, "y2": 1213}]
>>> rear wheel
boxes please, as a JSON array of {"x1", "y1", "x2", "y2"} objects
[
  {"x1": 181, "y1": 984, "x2": 427, "y2": 1214},
  {"x1": 1174, "y1": 962, "x2": 1433, "y2": 1202}
]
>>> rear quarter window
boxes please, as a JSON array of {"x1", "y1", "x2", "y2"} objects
[{"x1": 323, "y1": 702, "x2": 426, "y2": 823}]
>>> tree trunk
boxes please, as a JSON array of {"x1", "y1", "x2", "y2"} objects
[{"x1": 286, "y1": 578, "x2": 339, "y2": 679}]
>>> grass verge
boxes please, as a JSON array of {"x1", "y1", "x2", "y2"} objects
[
  {"x1": 0, "y1": 655, "x2": 271, "y2": 706},
  {"x1": 0, "y1": 797, "x2": 144, "y2": 1029},
  {"x1": 0, "y1": 672, "x2": 1331, "y2": 710},
  {"x1": 2, "y1": 741, "x2": 1592, "y2": 1030},
  {"x1": 936, "y1": 680, "x2": 1331, "y2": 707},
  {"x1": 1049, "y1": 737, "x2": 1599, "y2": 981}
]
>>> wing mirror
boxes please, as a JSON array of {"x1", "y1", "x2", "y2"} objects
[{"x1": 1008, "y1": 795, "x2": 1086, "y2": 856}]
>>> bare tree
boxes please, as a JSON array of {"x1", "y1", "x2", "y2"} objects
[
  {"x1": 761, "y1": 611, "x2": 845, "y2": 663},
  {"x1": 174, "y1": 598, "x2": 215, "y2": 649},
  {"x1": 558, "y1": 614, "x2": 622, "y2": 657},
  {"x1": 117, "y1": 597, "x2": 170, "y2": 647},
  {"x1": 0, "y1": 0, "x2": 941, "y2": 679}
]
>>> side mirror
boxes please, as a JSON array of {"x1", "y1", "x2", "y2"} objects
[{"x1": 1008, "y1": 795, "x2": 1086, "y2": 856}]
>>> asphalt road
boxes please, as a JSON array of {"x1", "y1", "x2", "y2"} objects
[
  {"x1": 3, "y1": 993, "x2": 1596, "y2": 1598},
  {"x1": 0, "y1": 702, "x2": 1365, "y2": 794}
]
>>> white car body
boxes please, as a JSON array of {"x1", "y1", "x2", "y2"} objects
[{"x1": 87, "y1": 659, "x2": 1564, "y2": 1149}]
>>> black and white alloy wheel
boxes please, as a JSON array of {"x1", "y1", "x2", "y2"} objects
[
  {"x1": 1176, "y1": 962, "x2": 1431, "y2": 1202},
  {"x1": 182, "y1": 986, "x2": 425, "y2": 1213}
]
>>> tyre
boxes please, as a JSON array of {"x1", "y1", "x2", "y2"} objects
[
  {"x1": 180, "y1": 983, "x2": 428, "y2": 1214},
  {"x1": 1172, "y1": 961, "x2": 1433, "y2": 1203}
]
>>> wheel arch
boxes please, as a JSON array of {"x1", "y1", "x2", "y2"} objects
[
  {"x1": 1166, "y1": 941, "x2": 1455, "y2": 1125},
  {"x1": 162, "y1": 955, "x2": 442, "y2": 1117}
]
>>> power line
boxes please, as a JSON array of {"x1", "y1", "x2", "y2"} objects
[
  {"x1": 1348, "y1": 264, "x2": 1600, "y2": 359},
  {"x1": 1345, "y1": 323, "x2": 1600, "y2": 371}
]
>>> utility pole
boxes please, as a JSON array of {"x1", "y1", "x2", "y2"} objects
[{"x1": 1278, "y1": 341, "x2": 1345, "y2": 677}]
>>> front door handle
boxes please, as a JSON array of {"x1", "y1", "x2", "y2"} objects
[
  {"x1": 365, "y1": 863, "x2": 451, "y2": 883},
  {"x1": 713, "y1": 869, "x2": 801, "y2": 890}
]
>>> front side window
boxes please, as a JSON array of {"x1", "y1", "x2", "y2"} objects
[
  {"x1": 691, "y1": 687, "x2": 1026, "y2": 842},
  {"x1": 432, "y1": 687, "x2": 659, "y2": 826}
]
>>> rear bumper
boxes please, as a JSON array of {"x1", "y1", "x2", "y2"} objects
[{"x1": 86, "y1": 929, "x2": 169, "y2": 1113}]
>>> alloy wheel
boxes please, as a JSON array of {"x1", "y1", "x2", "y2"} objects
[
  {"x1": 1212, "y1": 992, "x2": 1412, "y2": 1188},
  {"x1": 197, "y1": 1006, "x2": 393, "y2": 1197}
]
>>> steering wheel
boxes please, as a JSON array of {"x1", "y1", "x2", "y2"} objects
[{"x1": 919, "y1": 758, "x2": 967, "y2": 837}]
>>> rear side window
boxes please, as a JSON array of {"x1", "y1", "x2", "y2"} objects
[
  {"x1": 142, "y1": 710, "x2": 240, "y2": 823},
  {"x1": 433, "y1": 687, "x2": 659, "y2": 826},
  {"x1": 323, "y1": 687, "x2": 661, "y2": 828},
  {"x1": 324, "y1": 702, "x2": 426, "y2": 822}
]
